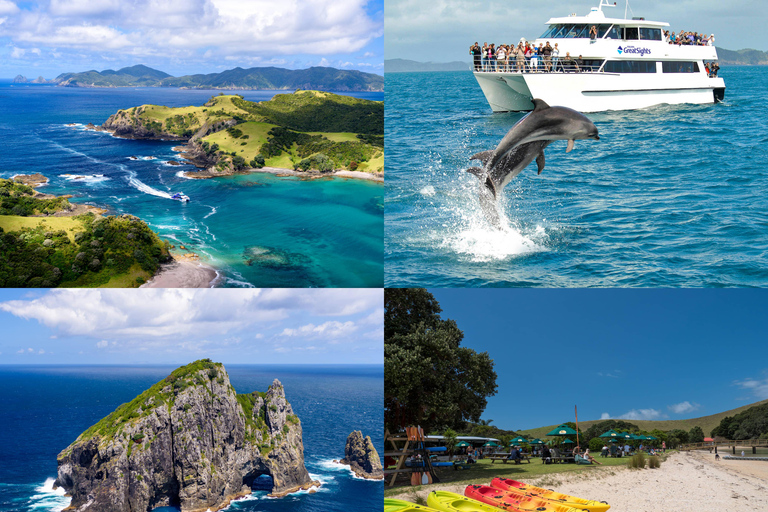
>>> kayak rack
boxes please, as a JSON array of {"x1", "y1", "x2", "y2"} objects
[{"x1": 384, "y1": 428, "x2": 440, "y2": 487}]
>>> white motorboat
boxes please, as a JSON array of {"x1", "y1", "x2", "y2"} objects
[
  {"x1": 473, "y1": 0, "x2": 725, "y2": 112},
  {"x1": 171, "y1": 192, "x2": 190, "y2": 202}
]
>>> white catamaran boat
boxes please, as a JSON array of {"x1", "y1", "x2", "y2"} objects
[{"x1": 473, "y1": 0, "x2": 725, "y2": 112}]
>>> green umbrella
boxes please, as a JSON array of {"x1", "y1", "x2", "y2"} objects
[
  {"x1": 529, "y1": 439, "x2": 544, "y2": 445},
  {"x1": 483, "y1": 441, "x2": 499, "y2": 447},
  {"x1": 546, "y1": 424, "x2": 578, "y2": 436},
  {"x1": 561, "y1": 438, "x2": 575, "y2": 444},
  {"x1": 599, "y1": 430, "x2": 623, "y2": 439},
  {"x1": 455, "y1": 441, "x2": 471, "y2": 447},
  {"x1": 510, "y1": 436, "x2": 528, "y2": 445},
  {"x1": 608, "y1": 439, "x2": 618, "y2": 443}
]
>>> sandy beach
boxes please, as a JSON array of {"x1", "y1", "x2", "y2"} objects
[
  {"x1": 141, "y1": 253, "x2": 219, "y2": 288},
  {"x1": 251, "y1": 167, "x2": 383, "y2": 182},
  {"x1": 388, "y1": 451, "x2": 768, "y2": 512}
]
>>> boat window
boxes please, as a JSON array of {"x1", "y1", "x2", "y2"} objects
[
  {"x1": 542, "y1": 25, "x2": 559, "y2": 38},
  {"x1": 624, "y1": 27, "x2": 639, "y2": 40},
  {"x1": 604, "y1": 60, "x2": 657, "y2": 73},
  {"x1": 605, "y1": 25, "x2": 621, "y2": 39},
  {"x1": 573, "y1": 25, "x2": 590, "y2": 38},
  {"x1": 639, "y1": 28, "x2": 662, "y2": 41},
  {"x1": 661, "y1": 61, "x2": 700, "y2": 73},
  {"x1": 597, "y1": 24, "x2": 612, "y2": 37},
  {"x1": 540, "y1": 23, "x2": 612, "y2": 39}
]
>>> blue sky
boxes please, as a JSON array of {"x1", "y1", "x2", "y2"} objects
[
  {"x1": 430, "y1": 288, "x2": 768, "y2": 431},
  {"x1": 0, "y1": 289, "x2": 383, "y2": 365},
  {"x1": 0, "y1": 0, "x2": 383, "y2": 78},
  {"x1": 386, "y1": 0, "x2": 765, "y2": 62}
]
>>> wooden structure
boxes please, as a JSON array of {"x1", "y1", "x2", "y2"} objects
[
  {"x1": 680, "y1": 438, "x2": 768, "y2": 453},
  {"x1": 488, "y1": 452, "x2": 532, "y2": 464},
  {"x1": 383, "y1": 428, "x2": 440, "y2": 488}
]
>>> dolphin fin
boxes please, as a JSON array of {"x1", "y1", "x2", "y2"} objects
[
  {"x1": 466, "y1": 167, "x2": 484, "y2": 178},
  {"x1": 566, "y1": 139, "x2": 574, "y2": 153},
  {"x1": 536, "y1": 152, "x2": 545, "y2": 175},
  {"x1": 532, "y1": 98, "x2": 551, "y2": 111},
  {"x1": 470, "y1": 150, "x2": 494, "y2": 164}
]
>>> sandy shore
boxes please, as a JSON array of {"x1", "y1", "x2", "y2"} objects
[
  {"x1": 249, "y1": 166, "x2": 383, "y2": 182},
  {"x1": 141, "y1": 254, "x2": 219, "y2": 288},
  {"x1": 388, "y1": 451, "x2": 768, "y2": 512}
]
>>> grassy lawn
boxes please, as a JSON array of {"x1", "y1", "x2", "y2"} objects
[
  {"x1": 0, "y1": 215, "x2": 84, "y2": 241},
  {"x1": 358, "y1": 150, "x2": 383, "y2": 173},
  {"x1": 94, "y1": 263, "x2": 152, "y2": 288},
  {"x1": 384, "y1": 455, "x2": 633, "y2": 496},
  {"x1": 306, "y1": 132, "x2": 359, "y2": 142}
]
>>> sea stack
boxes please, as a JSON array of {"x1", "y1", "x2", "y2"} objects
[
  {"x1": 54, "y1": 360, "x2": 319, "y2": 511},
  {"x1": 339, "y1": 431, "x2": 384, "y2": 480}
]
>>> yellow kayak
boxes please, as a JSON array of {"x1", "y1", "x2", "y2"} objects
[
  {"x1": 491, "y1": 478, "x2": 609, "y2": 512},
  {"x1": 385, "y1": 499, "x2": 442, "y2": 512}
]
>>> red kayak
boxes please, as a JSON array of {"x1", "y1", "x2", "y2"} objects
[
  {"x1": 465, "y1": 484, "x2": 583, "y2": 512},
  {"x1": 490, "y1": 478, "x2": 609, "y2": 512}
]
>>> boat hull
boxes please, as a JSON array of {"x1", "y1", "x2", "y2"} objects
[{"x1": 474, "y1": 71, "x2": 725, "y2": 113}]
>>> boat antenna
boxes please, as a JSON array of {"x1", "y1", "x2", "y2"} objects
[
  {"x1": 624, "y1": 0, "x2": 635, "y2": 20},
  {"x1": 598, "y1": 0, "x2": 617, "y2": 14}
]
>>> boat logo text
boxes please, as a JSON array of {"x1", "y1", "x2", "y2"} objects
[{"x1": 617, "y1": 46, "x2": 651, "y2": 56}]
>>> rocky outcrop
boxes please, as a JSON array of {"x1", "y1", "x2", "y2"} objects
[
  {"x1": 338, "y1": 431, "x2": 383, "y2": 480},
  {"x1": 101, "y1": 106, "x2": 186, "y2": 140},
  {"x1": 12, "y1": 75, "x2": 27, "y2": 83},
  {"x1": 54, "y1": 360, "x2": 319, "y2": 512},
  {"x1": 12, "y1": 173, "x2": 49, "y2": 187}
]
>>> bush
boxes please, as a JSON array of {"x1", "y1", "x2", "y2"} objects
[
  {"x1": 648, "y1": 455, "x2": 660, "y2": 468},
  {"x1": 627, "y1": 452, "x2": 646, "y2": 469}
]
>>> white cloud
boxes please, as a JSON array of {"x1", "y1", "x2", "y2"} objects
[
  {"x1": 0, "y1": 289, "x2": 381, "y2": 340},
  {"x1": 38, "y1": 349, "x2": 45, "y2": 354},
  {"x1": 668, "y1": 401, "x2": 700, "y2": 414},
  {"x1": 16, "y1": 349, "x2": 24, "y2": 354},
  {"x1": 2, "y1": 0, "x2": 381, "y2": 60},
  {"x1": 601, "y1": 408, "x2": 666, "y2": 421},
  {"x1": 10, "y1": 46, "x2": 24, "y2": 58},
  {"x1": 734, "y1": 374, "x2": 768, "y2": 400},
  {"x1": 0, "y1": 0, "x2": 18, "y2": 15},
  {"x1": 96, "y1": 340, "x2": 108, "y2": 349}
]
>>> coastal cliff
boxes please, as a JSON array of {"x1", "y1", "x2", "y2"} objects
[{"x1": 54, "y1": 360, "x2": 319, "y2": 511}]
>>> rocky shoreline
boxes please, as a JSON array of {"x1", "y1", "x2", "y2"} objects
[{"x1": 335, "y1": 431, "x2": 384, "y2": 480}]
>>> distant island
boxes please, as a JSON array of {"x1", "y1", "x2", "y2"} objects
[
  {"x1": 384, "y1": 48, "x2": 768, "y2": 71},
  {"x1": 11, "y1": 64, "x2": 383, "y2": 91},
  {"x1": 94, "y1": 90, "x2": 383, "y2": 178}
]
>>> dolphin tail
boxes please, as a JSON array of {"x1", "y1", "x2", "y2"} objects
[
  {"x1": 470, "y1": 150, "x2": 494, "y2": 165},
  {"x1": 466, "y1": 166, "x2": 484, "y2": 178},
  {"x1": 478, "y1": 185, "x2": 503, "y2": 230}
]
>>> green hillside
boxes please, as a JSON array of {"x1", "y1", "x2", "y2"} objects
[
  {"x1": 518, "y1": 399, "x2": 768, "y2": 440},
  {"x1": 104, "y1": 91, "x2": 383, "y2": 174},
  {"x1": 55, "y1": 65, "x2": 383, "y2": 91}
]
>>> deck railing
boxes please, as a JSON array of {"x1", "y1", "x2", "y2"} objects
[{"x1": 680, "y1": 438, "x2": 768, "y2": 451}]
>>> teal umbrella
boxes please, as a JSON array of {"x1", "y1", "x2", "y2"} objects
[
  {"x1": 455, "y1": 441, "x2": 471, "y2": 447},
  {"x1": 483, "y1": 441, "x2": 499, "y2": 447},
  {"x1": 546, "y1": 424, "x2": 578, "y2": 436},
  {"x1": 529, "y1": 439, "x2": 544, "y2": 445},
  {"x1": 510, "y1": 436, "x2": 528, "y2": 445},
  {"x1": 600, "y1": 430, "x2": 623, "y2": 439},
  {"x1": 562, "y1": 438, "x2": 575, "y2": 444}
]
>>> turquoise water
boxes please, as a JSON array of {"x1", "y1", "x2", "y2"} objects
[
  {"x1": 385, "y1": 67, "x2": 768, "y2": 287},
  {"x1": 0, "y1": 364, "x2": 383, "y2": 512},
  {"x1": 0, "y1": 83, "x2": 383, "y2": 287}
]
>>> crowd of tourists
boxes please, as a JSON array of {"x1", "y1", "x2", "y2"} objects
[
  {"x1": 666, "y1": 30, "x2": 714, "y2": 46},
  {"x1": 470, "y1": 41, "x2": 594, "y2": 73}
]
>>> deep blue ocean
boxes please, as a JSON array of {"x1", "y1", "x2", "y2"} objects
[
  {"x1": 0, "y1": 83, "x2": 383, "y2": 288},
  {"x1": 385, "y1": 66, "x2": 768, "y2": 287},
  {"x1": 0, "y1": 364, "x2": 382, "y2": 512}
]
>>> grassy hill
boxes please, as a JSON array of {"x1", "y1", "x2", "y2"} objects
[
  {"x1": 55, "y1": 65, "x2": 384, "y2": 91},
  {"x1": 104, "y1": 91, "x2": 383, "y2": 174},
  {"x1": 716, "y1": 47, "x2": 768, "y2": 65},
  {"x1": 518, "y1": 399, "x2": 768, "y2": 439}
]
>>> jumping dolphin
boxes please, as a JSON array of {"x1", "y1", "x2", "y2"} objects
[
  {"x1": 465, "y1": 99, "x2": 599, "y2": 227},
  {"x1": 484, "y1": 99, "x2": 600, "y2": 173}
]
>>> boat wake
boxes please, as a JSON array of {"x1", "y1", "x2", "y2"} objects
[
  {"x1": 126, "y1": 170, "x2": 175, "y2": 200},
  {"x1": 62, "y1": 174, "x2": 110, "y2": 184},
  {"x1": 28, "y1": 478, "x2": 70, "y2": 511}
]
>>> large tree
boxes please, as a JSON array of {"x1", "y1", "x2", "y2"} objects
[{"x1": 385, "y1": 289, "x2": 498, "y2": 433}]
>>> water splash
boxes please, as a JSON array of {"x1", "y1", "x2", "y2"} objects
[{"x1": 28, "y1": 478, "x2": 70, "y2": 511}]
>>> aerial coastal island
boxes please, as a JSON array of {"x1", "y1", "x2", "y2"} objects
[
  {"x1": 94, "y1": 90, "x2": 383, "y2": 180},
  {"x1": 54, "y1": 360, "x2": 320, "y2": 512}
]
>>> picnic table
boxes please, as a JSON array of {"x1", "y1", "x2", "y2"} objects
[{"x1": 488, "y1": 452, "x2": 532, "y2": 464}]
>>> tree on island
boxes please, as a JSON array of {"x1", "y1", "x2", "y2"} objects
[{"x1": 384, "y1": 288, "x2": 498, "y2": 433}]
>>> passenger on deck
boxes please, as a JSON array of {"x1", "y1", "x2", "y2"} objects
[
  {"x1": 530, "y1": 44, "x2": 540, "y2": 72},
  {"x1": 576, "y1": 55, "x2": 585, "y2": 72},
  {"x1": 470, "y1": 42, "x2": 482, "y2": 71},
  {"x1": 481, "y1": 43, "x2": 488, "y2": 70},
  {"x1": 514, "y1": 43, "x2": 525, "y2": 72},
  {"x1": 709, "y1": 33, "x2": 715, "y2": 46},
  {"x1": 589, "y1": 25, "x2": 598, "y2": 41},
  {"x1": 561, "y1": 52, "x2": 578, "y2": 73},
  {"x1": 542, "y1": 42, "x2": 553, "y2": 72},
  {"x1": 487, "y1": 44, "x2": 496, "y2": 71},
  {"x1": 496, "y1": 44, "x2": 506, "y2": 72},
  {"x1": 552, "y1": 43, "x2": 560, "y2": 71}
]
